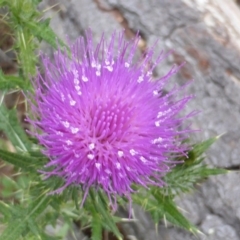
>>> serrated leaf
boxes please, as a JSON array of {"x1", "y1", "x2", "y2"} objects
[
  {"x1": 27, "y1": 218, "x2": 41, "y2": 237},
  {"x1": 0, "y1": 196, "x2": 51, "y2": 240},
  {"x1": 25, "y1": 20, "x2": 68, "y2": 50},
  {"x1": 163, "y1": 136, "x2": 227, "y2": 195},
  {"x1": 133, "y1": 190, "x2": 198, "y2": 233},
  {"x1": 0, "y1": 71, "x2": 29, "y2": 90},
  {"x1": 151, "y1": 192, "x2": 198, "y2": 233},
  {"x1": 132, "y1": 192, "x2": 163, "y2": 222},
  {"x1": 0, "y1": 149, "x2": 42, "y2": 171},
  {"x1": 164, "y1": 160, "x2": 227, "y2": 195},
  {"x1": 89, "y1": 190, "x2": 122, "y2": 240},
  {"x1": 17, "y1": 28, "x2": 36, "y2": 77},
  {"x1": 0, "y1": 103, "x2": 32, "y2": 152},
  {"x1": 185, "y1": 137, "x2": 218, "y2": 164},
  {"x1": 0, "y1": 219, "x2": 26, "y2": 240}
]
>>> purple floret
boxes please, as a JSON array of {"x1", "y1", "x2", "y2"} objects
[{"x1": 29, "y1": 31, "x2": 194, "y2": 207}]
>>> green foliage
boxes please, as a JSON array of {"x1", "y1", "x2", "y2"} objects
[
  {"x1": 0, "y1": 149, "x2": 43, "y2": 172},
  {"x1": 0, "y1": 98, "x2": 32, "y2": 152},
  {"x1": 91, "y1": 212, "x2": 103, "y2": 240},
  {"x1": 17, "y1": 27, "x2": 37, "y2": 77},
  {"x1": 0, "y1": 0, "x2": 228, "y2": 239},
  {"x1": 88, "y1": 190, "x2": 122, "y2": 240},
  {"x1": 0, "y1": 116, "x2": 228, "y2": 240},
  {"x1": 131, "y1": 137, "x2": 227, "y2": 233},
  {"x1": 0, "y1": 71, "x2": 28, "y2": 90},
  {"x1": 0, "y1": 201, "x2": 11, "y2": 219},
  {"x1": 132, "y1": 189, "x2": 198, "y2": 233},
  {"x1": 0, "y1": 196, "x2": 51, "y2": 240},
  {"x1": 0, "y1": 1, "x2": 75, "y2": 237},
  {"x1": 0, "y1": 0, "x2": 68, "y2": 91},
  {"x1": 163, "y1": 137, "x2": 228, "y2": 196},
  {"x1": 25, "y1": 20, "x2": 68, "y2": 51}
]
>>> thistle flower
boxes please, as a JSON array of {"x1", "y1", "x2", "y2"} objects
[{"x1": 30, "y1": 31, "x2": 193, "y2": 206}]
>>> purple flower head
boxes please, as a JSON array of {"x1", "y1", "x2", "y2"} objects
[{"x1": 30, "y1": 31, "x2": 193, "y2": 206}]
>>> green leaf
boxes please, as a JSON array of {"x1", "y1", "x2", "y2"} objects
[
  {"x1": 0, "y1": 102, "x2": 32, "y2": 152},
  {"x1": 91, "y1": 213, "x2": 102, "y2": 240},
  {"x1": 164, "y1": 159, "x2": 227, "y2": 196},
  {"x1": 198, "y1": 167, "x2": 228, "y2": 177},
  {"x1": 27, "y1": 218, "x2": 41, "y2": 237},
  {"x1": 163, "y1": 136, "x2": 227, "y2": 195},
  {"x1": 0, "y1": 201, "x2": 12, "y2": 219},
  {"x1": 0, "y1": 0, "x2": 8, "y2": 6},
  {"x1": 0, "y1": 218, "x2": 26, "y2": 240},
  {"x1": 185, "y1": 137, "x2": 219, "y2": 164},
  {"x1": 132, "y1": 193, "x2": 164, "y2": 223},
  {"x1": 89, "y1": 190, "x2": 122, "y2": 240},
  {"x1": 1, "y1": 175, "x2": 18, "y2": 198},
  {"x1": 151, "y1": 191, "x2": 198, "y2": 233},
  {"x1": 25, "y1": 20, "x2": 68, "y2": 50},
  {"x1": 0, "y1": 71, "x2": 28, "y2": 90},
  {"x1": 17, "y1": 28, "x2": 37, "y2": 77},
  {"x1": 0, "y1": 196, "x2": 51, "y2": 240},
  {"x1": 133, "y1": 190, "x2": 198, "y2": 233},
  {"x1": 0, "y1": 149, "x2": 42, "y2": 171}
]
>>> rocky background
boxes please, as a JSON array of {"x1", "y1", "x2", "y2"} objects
[{"x1": 38, "y1": 0, "x2": 240, "y2": 239}]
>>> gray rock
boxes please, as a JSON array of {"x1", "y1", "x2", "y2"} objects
[{"x1": 201, "y1": 214, "x2": 239, "y2": 240}]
